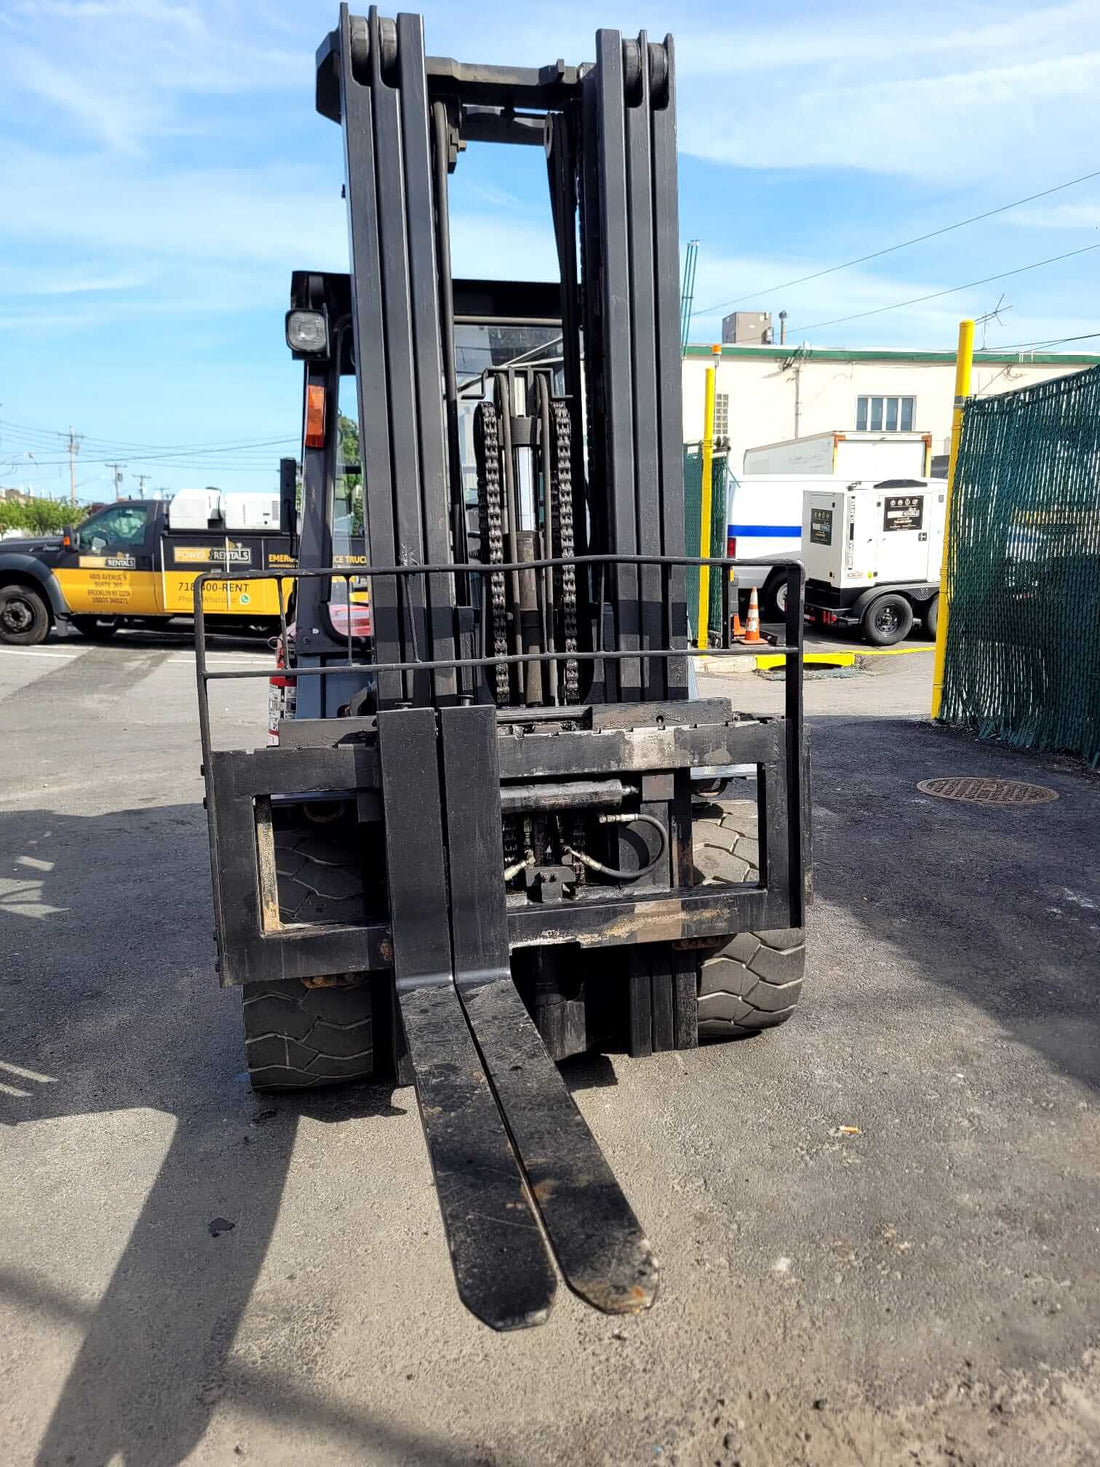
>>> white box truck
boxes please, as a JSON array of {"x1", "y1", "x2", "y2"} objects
[
  {"x1": 743, "y1": 430, "x2": 932, "y2": 479},
  {"x1": 724, "y1": 473, "x2": 852, "y2": 618},
  {"x1": 800, "y1": 479, "x2": 945, "y2": 645}
]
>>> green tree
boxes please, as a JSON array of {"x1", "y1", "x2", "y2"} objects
[
  {"x1": 0, "y1": 496, "x2": 88, "y2": 535},
  {"x1": 336, "y1": 413, "x2": 364, "y2": 533}
]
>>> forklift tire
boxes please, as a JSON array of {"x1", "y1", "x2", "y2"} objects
[
  {"x1": 241, "y1": 978, "x2": 374, "y2": 1090},
  {"x1": 693, "y1": 798, "x2": 804, "y2": 1040},
  {"x1": 861, "y1": 592, "x2": 913, "y2": 646},
  {"x1": 0, "y1": 583, "x2": 50, "y2": 646},
  {"x1": 71, "y1": 616, "x2": 120, "y2": 640},
  {"x1": 239, "y1": 815, "x2": 375, "y2": 1090}
]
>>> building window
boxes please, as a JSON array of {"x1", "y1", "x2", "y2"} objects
[
  {"x1": 856, "y1": 395, "x2": 915, "y2": 432},
  {"x1": 714, "y1": 392, "x2": 730, "y2": 440}
]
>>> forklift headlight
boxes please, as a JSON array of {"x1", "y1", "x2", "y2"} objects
[{"x1": 285, "y1": 309, "x2": 329, "y2": 357}]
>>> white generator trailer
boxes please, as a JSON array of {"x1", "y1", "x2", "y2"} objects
[{"x1": 801, "y1": 479, "x2": 946, "y2": 645}]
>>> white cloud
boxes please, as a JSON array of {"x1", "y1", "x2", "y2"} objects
[
  {"x1": 678, "y1": 50, "x2": 1100, "y2": 183},
  {"x1": 0, "y1": 138, "x2": 559, "y2": 330},
  {"x1": 0, "y1": 145, "x2": 346, "y2": 267},
  {"x1": 1, "y1": 0, "x2": 1097, "y2": 353},
  {"x1": 0, "y1": 0, "x2": 307, "y2": 153},
  {"x1": 673, "y1": 3, "x2": 1100, "y2": 184},
  {"x1": 685, "y1": 245, "x2": 1097, "y2": 350},
  {"x1": 675, "y1": 0, "x2": 1099, "y2": 74},
  {"x1": 1012, "y1": 203, "x2": 1100, "y2": 229}
]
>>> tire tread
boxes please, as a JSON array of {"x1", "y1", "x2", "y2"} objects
[{"x1": 692, "y1": 796, "x2": 805, "y2": 1040}]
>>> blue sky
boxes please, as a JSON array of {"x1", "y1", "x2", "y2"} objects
[{"x1": 2, "y1": 0, "x2": 1100, "y2": 501}]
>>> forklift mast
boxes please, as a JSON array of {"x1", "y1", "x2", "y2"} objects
[{"x1": 195, "y1": 6, "x2": 809, "y2": 1332}]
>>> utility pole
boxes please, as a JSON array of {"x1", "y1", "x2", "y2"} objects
[
  {"x1": 136, "y1": 473, "x2": 150, "y2": 494},
  {"x1": 67, "y1": 427, "x2": 82, "y2": 508},
  {"x1": 106, "y1": 462, "x2": 126, "y2": 500}
]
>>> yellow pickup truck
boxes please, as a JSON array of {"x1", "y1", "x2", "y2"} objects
[{"x1": 0, "y1": 478, "x2": 300, "y2": 645}]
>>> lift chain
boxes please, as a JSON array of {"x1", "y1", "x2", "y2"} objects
[
  {"x1": 475, "y1": 401, "x2": 511, "y2": 705},
  {"x1": 502, "y1": 813, "x2": 521, "y2": 873},
  {"x1": 550, "y1": 399, "x2": 579, "y2": 702}
]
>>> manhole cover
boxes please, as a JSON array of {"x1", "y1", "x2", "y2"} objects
[{"x1": 916, "y1": 776, "x2": 1058, "y2": 805}]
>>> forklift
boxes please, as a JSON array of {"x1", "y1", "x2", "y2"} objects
[{"x1": 195, "y1": 6, "x2": 810, "y2": 1331}]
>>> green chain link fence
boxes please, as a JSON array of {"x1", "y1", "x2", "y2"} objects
[
  {"x1": 683, "y1": 443, "x2": 730, "y2": 643},
  {"x1": 941, "y1": 363, "x2": 1100, "y2": 765}
]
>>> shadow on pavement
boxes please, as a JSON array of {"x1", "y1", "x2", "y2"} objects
[
  {"x1": 51, "y1": 625, "x2": 273, "y2": 655},
  {"x1": 808, "y1": 715, "x2": 1100, "y2": 1092},
  {"x1": 0, "y1": 802, "x2": 509, "y2": 1467}
]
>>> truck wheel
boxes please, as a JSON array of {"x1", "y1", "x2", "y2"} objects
[
  {"x1": 761, "y1": 574, "x2": 788, "y2": 621},
  {"x1": 0, "y1": 584, "x2": 50, "y2": 646},
  {"x1": 692, "y1": 798, "x2": 804, "y2": 1039},
  {"x1": 922, "y1": 593, "x2": 939, "y2": 639},
  {"x1": 241, "y1": 978, "x2": 374, "y2": 1090},
  {"x1": 861, "y1": 592, "x2": 913, "y2": 646},
  {"x1": 71, "y1": 616, "x2": 119, "y2": 640}
]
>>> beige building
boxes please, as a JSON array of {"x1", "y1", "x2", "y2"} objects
[{"x1": 681, "y1": 343, "x2": 1100, "y2": 475}]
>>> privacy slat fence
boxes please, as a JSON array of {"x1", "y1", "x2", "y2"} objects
[
  {"x1": 683, "y1": 443, "x2": 730, "y2": 641},
  {"x1": 941, "y1": 364, "x2": 1100, "y2": 765}
]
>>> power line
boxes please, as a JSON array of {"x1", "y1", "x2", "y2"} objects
[
  {"x1": 0, "y1": 417, "x2": 297, "y2": 455},
  {"x1": 784, "y1": 242, "x2": 1100, "y2": 337},
  {"x1": 7, "y1": 437, "x2": 298, "y2": 469},
  {"x1": 691, "y1": 165, "x2": 1100, "y2": 320},
  {"x1": 987, "y1": 329, "x2": 1100, "y2": 352},
  {"x1": 14, "y1": 459, "x2": 285, "y2": 477}
]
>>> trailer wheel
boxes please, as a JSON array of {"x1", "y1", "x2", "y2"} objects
[
  {"x1": 71, "y1": 616, "x2": 119, "y2": 640},
  {"x1": 241, "y1": 978, "x2": 374, "y2": 1090},
  {"x1": 861, "y1": 592, "x2": 913, "y2": 646},
  {"x1": 761, "y1": 573, "x2": 787, "y2": 621},
  {"x1": 693, "y1": 797, "x2": 804, "y2": 1039},
  {"x1": 0, "y1": 583, "x2": 50, "y2": 646},
  {"x1": 922, "y1": 593, "x2": 939, "y2": 639}
]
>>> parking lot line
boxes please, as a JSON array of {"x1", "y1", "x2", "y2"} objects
[{"x1": 0, "y1": 648, "x2": 80, "y2": 659}]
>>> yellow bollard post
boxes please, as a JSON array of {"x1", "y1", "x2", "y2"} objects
[
  {"x1": 930, "y1": 319, "x2": 974, "y2": 719},
  {"x1": 697, "y1": 343, "x2": 721, "y2": 648}
]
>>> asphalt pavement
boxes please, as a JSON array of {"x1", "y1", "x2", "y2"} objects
[{"x1": 1, "y1": 629, "x2": 1098, "y2": 1467}]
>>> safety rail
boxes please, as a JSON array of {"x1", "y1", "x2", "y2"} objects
[{"x1": 193, "y1": 553, "x2": 805, "y2": 752}]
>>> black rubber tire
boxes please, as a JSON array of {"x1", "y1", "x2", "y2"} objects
[
  {"x1": 692, "y1": 797, "x2": 804, "y2": 1040},
  {"x1": 922, "y1": 593, "x2": 939, "y2": 639},
  {"x1": 861, "y1": 592, "x2": 914, "y2": 647},
  {"x1": 71, "y1": 616, "x2": 120, "y2": 640},
  {"x1": 0, "y1": 583, "x2": 50, "y2": 646},
  {"x1": 238, "y1": 816, "x2": 374, "y2": 1090},
  {"x1": 241, "y1": 978, "x2": 374, "y2": 1090},
  {"x1": 273, "y1": 813, "x2": 368, "y2": 926},
  {"x1": 761, "y1": 573, "x2": 788, "y2": 622}
]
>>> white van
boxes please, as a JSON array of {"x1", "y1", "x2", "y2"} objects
[{"x1": 724, "y1": 473, "x2": 855, "y2": 618}]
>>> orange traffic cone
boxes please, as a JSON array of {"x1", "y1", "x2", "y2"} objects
[
  {"x1": 739, "y1": 586, "x2": 766, "y2": 644},
  {"x1": 731, "y1": 604, "x2": 744, "y2": 639}
]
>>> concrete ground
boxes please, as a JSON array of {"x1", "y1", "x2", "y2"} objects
[{"x1": 1, "y1": 628, "x2": 1098, "y2": 1467}]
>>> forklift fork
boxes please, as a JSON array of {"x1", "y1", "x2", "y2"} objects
[{"x1": 379, "y1": 704, "x2": 657, "y2": 1330}]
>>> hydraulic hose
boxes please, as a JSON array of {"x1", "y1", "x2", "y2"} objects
[{"x1": 564, "y1": 811, "x2": 668, "y2": 882}]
